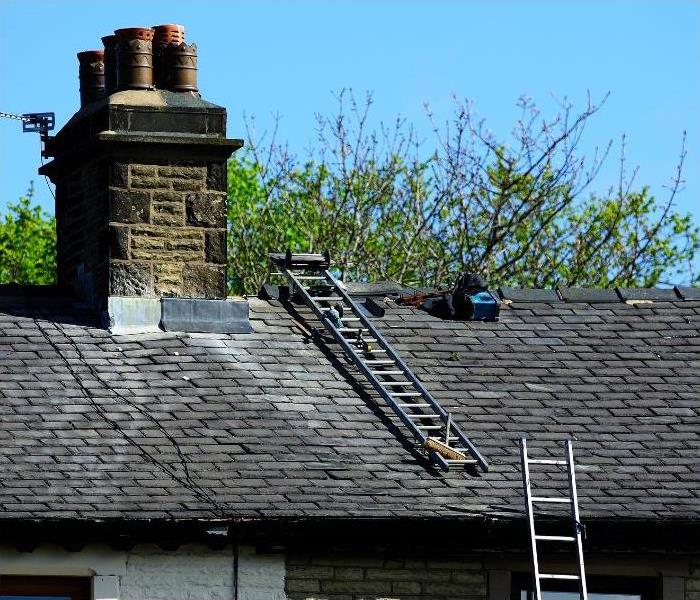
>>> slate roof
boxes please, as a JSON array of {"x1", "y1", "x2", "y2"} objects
[{"x1": 0, "y1": 291, "x2": 698, "y2": 522}]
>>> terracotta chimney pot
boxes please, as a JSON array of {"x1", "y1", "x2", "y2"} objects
[
  {"x1": 77, "y1": 50, "x2": 105, "y2": 106},
  {"x1": 114, "y1": 27, "x2": 154, "y2": 90},
  {"x1": 165, "y1": 42, "x2": 198, "y2": 93},
  {"x1": 101, "y1": 35, "x2": 118, "y2": 94},
  {"x1": 152, "y1": 24, "x2": 185, "y2": 88}
]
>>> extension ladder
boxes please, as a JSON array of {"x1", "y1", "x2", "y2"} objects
[
  {"x1": 270, "y1": 251, "x2": 489, "y2": 472},
  {"x1": 520, "y1": 438, "x2": 588, "y2": 599}
]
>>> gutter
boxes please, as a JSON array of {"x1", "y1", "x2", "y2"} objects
[{"x1": 1, "y1": 516, "x2": 699, "y2": 554}]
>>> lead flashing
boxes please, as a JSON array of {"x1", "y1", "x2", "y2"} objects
[
  {"x1": 105, "y1": 296, "x2": 162, "y2": 333},
  {"x1": 160, "y1": 297, "x2": 253, "y2": 333},
  {"x1": 105, "y1": 296, "x2": 253, "y2": 334}
]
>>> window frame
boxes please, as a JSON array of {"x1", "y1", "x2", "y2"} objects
[
  {"x1": 510, "y1": 572, "x2": 660, "y2": 600},
  {"x1": 0, "y1": 575, "x2": 91, "y2": 600}
]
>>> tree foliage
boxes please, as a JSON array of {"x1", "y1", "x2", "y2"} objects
[
  {"x1": 0, "y1": 93, "x2": 697, "y2": 294},
  {"x1": 227, "y1": 91, "x2": 699, "y2": 294},
  {"x1": 0, "y1": 183, "x2": 56, "y2": 285}
]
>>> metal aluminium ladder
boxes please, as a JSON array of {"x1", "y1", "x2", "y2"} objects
[
  {"x1": 520, "y1": 438, "x2": 588, "y2": 600},
  {"x1": 270, "y1": 251, "x2": 489, "y2": 472}
]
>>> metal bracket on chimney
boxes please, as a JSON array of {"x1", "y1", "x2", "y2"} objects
[{"x1": 22, "y1": 112, "x2": 55, "y2": 134}]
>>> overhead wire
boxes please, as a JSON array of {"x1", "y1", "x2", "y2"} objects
[
  {"x1": 4, "y1": 106, "x2": 229, "y2": 517},
  {"x1": 0, "y1": 110, "x2": 31, "y2": 122},
  {"x1": 32, "y1": 316, "x2": 228, "y2": 517}
]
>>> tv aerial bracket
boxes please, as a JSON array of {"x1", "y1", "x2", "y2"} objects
[
  {"x1": 21, "y1": 112, "x2": 55, "y2": 135},
  {"x1": 1, "y1": 110, "x2": 55, "y2": 157}
]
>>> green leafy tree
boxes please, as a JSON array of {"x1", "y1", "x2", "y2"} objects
[
  {"x1": 1, "y1": 95, "x2": 697, "y2": 294},
  {"x1": 0, "y1": 183, "x2": 56, "y2": 285},
  {"x1": 227, "y1": 91, "x2": 699, "y2": 294}
]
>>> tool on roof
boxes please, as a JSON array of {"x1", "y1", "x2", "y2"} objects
[
  {"x1": 269, "y1": 250, "x2": 489, "y2": 472},
  {"x1": 520, "y1": 438, "x2": 588, "y2": 599},
  {"x1": 398, "y1": 272, "x2": 499, "y2": 321}
]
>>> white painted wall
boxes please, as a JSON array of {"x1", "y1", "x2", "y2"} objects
[
  {"x1": 120, "y1": 544, "x2": 234, "y2": 600},
  {"x1": 237, "y1": 545, "x2": 287, "y2": 600},
  {"x1": 0, "y1": 543, "x2": 287, "y2": 600}
]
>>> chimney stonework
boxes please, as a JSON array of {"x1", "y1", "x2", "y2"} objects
[{"x1": 40, "y1": 90, "x2": 242, "y2": 308}]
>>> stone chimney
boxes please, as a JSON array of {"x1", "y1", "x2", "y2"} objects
[{"x1": 40, "y1": 25, "x2": 242, "y2": 318}]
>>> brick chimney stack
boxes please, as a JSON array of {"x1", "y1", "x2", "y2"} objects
[{"x1": 40, "y1": 25, "x2": 242, "y2": 312}]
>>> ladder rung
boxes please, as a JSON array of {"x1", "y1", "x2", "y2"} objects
[
  {"x1": 531, "y1": 497, "x2": 570, "y2": 503},
  {"x1": 528, "y1": 459, "x2": 567, "y2": 465},
  {"x1": 446, "y1": 459, "x2": 478, "y2": 465},
  {"x1": 538, "y1": 574, "x2": 579, "y2": 580},
  {"x1": 535, "y1": 535, "x2": 576, "y2": 542},
  {"x1": 278, "y1": 262, "x2": 489, "y2": 474}
]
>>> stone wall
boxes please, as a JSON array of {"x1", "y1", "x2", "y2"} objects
[
  {"x1": 286, "y1": 553, "x2": 487, "y2": 600},
  {"x1": 108, "y1": 158, "x2": 228, "y2": 299},
  {"x1": 0, "y1": 543, "x2": 697, "y2": 599},
  {"x1": 42, "y1": 90, "x2": 239, "y2": 305},
  {"x1": 53, "y1": 154, "x2": 228, "y2": 303},
  {"x1": 55, "y1": 158, "x2": 110, "y2": 301}
]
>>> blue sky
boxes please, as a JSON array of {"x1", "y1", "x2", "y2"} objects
[{"x1": 0, "y1": 0, "x2": 698, "y2": 223}]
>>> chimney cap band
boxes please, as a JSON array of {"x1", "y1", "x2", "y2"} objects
[
  {"x1": 153, "y1": 24, "x2": 185, "y2": 40},
  {"x1": 77, "y1": 49, "x2": 105, "y2": 62},
  {"x1": 114, "y1": 27, "x2": 154, "y2": 41}
]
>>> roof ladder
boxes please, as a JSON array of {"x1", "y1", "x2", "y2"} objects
[
  {"x1": 269, "y1": 251, "x2": 488, "y2": 472},
  {"x1": 520, "y1": 438, "x2": 588, "y2": 599}
]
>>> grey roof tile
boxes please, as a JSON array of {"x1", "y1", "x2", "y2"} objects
[
  {"x1": 498, "y1": 288, "x2": 561, "y2": 302},
  {"x1": 617, "y1": 287, "x2": 681, "y2": 302},
  {"x1": 557, "y1": 287, "x2": 621, "y2": 303},
  {"x1": 675, "y1": 286, "x2": 700, "y2": 300},
  {"x1": 0, "y1": 294, "x2": 698, "y2": 523}
]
